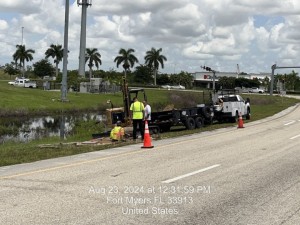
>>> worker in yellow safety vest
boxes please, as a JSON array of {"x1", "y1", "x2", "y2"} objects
[
  {"x1": 130, "y1": 97, "x2": 145, "y2": 140},
  {"x1": 110, "y1": 121, "x2": 125, "y2": 141}
]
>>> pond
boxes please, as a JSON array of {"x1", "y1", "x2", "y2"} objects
[{"x1": 0, "y1": 113, "x2": 107, "y2": 144}]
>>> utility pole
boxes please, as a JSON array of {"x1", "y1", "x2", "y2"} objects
[
  {"x1": 237, "y1": 64, "x2": 240, "y2": 78},
  {"x1": 21, "y1": 27, "x2": 24, "y2": 45},
  {"x1": 61, "y1": 0, "x2": 70, "y2": 102},
  {"x1": 78, "y1": 0, "x2": 92, "y2": 77}
]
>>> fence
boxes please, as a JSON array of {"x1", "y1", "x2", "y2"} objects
[{"x1": 80, "y1": 83, "x2": 121, "y2": 94}]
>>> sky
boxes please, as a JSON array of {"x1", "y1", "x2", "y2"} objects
[{"x1": 0, "y1": 0, "x2": 299, "y2": 75}]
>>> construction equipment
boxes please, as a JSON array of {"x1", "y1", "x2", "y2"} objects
[
  {"x1": 105, "y1": 77, "x2": 214, "y2": 137},
  {"x1": 106, "y1": 76, "x2": 147, "y2": 128}
]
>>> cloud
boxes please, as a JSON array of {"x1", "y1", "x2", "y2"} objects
[{"x1": 0, "y1": 0, "x2": 299, "y2": 74}]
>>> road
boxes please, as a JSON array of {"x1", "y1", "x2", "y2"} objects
[{"x1": 1, "y1": 103, "x2": 300, "y2": 225}]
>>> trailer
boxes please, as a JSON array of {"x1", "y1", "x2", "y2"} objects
[
  {"x1": 149, "y1": 105, "x2": 213, "y2": 133},
  {"x1": 104, "y1": 77, "x2": 213, "y2": 136}
]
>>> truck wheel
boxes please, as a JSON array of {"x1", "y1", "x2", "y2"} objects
[
  {"x1": 195, "y1": 117, "x2": 204, "y2": 128},
  {"x1": 150, "y1": 127, "x2": 159, "y2": 135},
  {"x1": 185, "y1": 117, "x2": 196, "y2": 130}
]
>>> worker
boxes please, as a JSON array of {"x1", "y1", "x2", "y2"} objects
[
  {"x1": 110, "y1": 121, "x2": 125, "y2": 142},
  {"x1": 130, "y1": 97, "x2": 145, "y2": 141},
  {"x1": 143, "y1": 100, "x2": 151, "y2": 121}
]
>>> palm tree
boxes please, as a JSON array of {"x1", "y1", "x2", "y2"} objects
[
  {"x1": 114, "y1": 48, "x2": 139, "y2": 78},
  {"x1": 85, "y1": 48, "x2": 102, "y2": 90},
  {"x1": 45, "y1": 44, "x2": 63, "y2": 77},
  {"x1": 13, "y1": 45, "x2": 35, "y2": 77},
  {"x1": 144, "y1": 47, "x2": 167, "y2": 86}
]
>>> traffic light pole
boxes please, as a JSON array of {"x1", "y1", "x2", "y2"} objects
[
  {"x1": 212, "y1": 71, "x2": 216, "y2": 93},
  {"x1": 201, "y1": 66, "x2": 216, "y2": 93}
]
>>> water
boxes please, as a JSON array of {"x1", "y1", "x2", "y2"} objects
[{"x1": 0, "y1": 113, "x2": 106, "y2": 144}]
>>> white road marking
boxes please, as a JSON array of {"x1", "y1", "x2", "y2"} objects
[
  {"x1": 290, "y1": 134, "x2": 300, "y2": 140},
  {"x1": 284, "y1": 120, "x2": 296, "y2": 126},
  {"x1": 162, "y1": 164, "x2": 221, "y2": 184}
]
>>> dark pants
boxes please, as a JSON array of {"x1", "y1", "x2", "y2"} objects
[{"x1": 132, "y1": 119, "x2": 144, "y2": 140}]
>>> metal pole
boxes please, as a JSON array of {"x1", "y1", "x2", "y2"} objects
[
  {"x1": 78, "y1": 0, "x2": 89, "y2": 77},
  {"x1": 270, "y1": 64, "x2": 276, "y2": 96},
  {"x1": 212, "y1": 71, "x2": 216, "y2": 93},
  {"x1": 21, "y1": 27, "x2": 24, "y2": 45},
  {"x1": 61, "y1": 0, "x2": 69, "y2": 101}
]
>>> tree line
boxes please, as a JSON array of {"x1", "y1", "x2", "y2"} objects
[
  {"x1": 3, "y1": 44, "x2": 194, "y2": 88},
  {"x1": 218, "y1": 71, "x2": 300, "y2": 91}
]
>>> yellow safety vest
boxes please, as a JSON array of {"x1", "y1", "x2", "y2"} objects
[
  {"x1": 130, "y1": 101, "x2": 144, "y2": 119},
  {"x1": 110, "y1": 126, "x2": 125, "y2": 140}
]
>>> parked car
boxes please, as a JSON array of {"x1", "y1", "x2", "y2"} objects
[
  {"x1": 171, "y1": 85, "x2": 185, "y2": 90},
  {"x1": 161, "y1": 85, "x2": 185, "y2": 90},
  {"x1": 249, "y1": 87, "x2": 265, "y2": 94},
  {"x1": 161, "y1": 85, "x2": 171, "y2": 89}
]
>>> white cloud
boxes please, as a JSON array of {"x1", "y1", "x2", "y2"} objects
[
  {"x1": 0, "y1": 0, "x2": 299, "y2": 74},
  {"x1": 0, "y1": 20, "x2": 8, "y2": 30}
]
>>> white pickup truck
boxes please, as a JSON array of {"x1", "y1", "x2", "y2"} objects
[
  {"x1": 249, "y1": 87, "x2": 264, "y2": 94},
  {"x1": 8, "y1": 78, "x2": 37, "y2": 88},
  {"x1": 213, "y1": 94, "x2": 250, "y2": 122}
]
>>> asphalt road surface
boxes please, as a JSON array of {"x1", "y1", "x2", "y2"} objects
[{"x1": 1, "y1": 103, "x2": 300, "y2": 225}]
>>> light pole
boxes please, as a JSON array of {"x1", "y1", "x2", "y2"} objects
[
  {"x1": 78, "y1": 0, "x2": 92, "y2": 77},
  {"x1": 61, "y1": 0, "x2": 70, "y2": 102},
  {"x1": 21, "y1": 27, "x2": 24, "y2": 45}
]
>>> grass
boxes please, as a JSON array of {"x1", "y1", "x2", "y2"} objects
[
  {"x1": 0, "y1": 79, "x2": 299, "y2": 167},
  {"x1": 0, "y1": 80, "x2": 187, "y2": 116}
]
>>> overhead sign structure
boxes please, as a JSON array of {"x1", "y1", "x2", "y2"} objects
[{"x1": 270, "y1": 64, "x2": 300, "y2": 95}]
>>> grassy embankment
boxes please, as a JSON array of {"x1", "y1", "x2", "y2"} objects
[{"x1": 0, "y1": 79, "x2": 299, "y2": 166}]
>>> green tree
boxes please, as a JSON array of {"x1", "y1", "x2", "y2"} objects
[
  {"x1": 12, "y1": 45, "x2": 35, "y2": 77},
  {"x1": 133, "y1": 64, "x2": 153, "y2": 84},
  {"x1": 285, "y1": 71, "x2": 298, "y2": 91},
  {"x1": 4, "y1": 62, "x2": 20, "y2": 78},
  {"x1": 85, "y1": 48, "x2": 102, "y2": 83},
  {"x1": 45, "y1": 44, "x2": 63, "y2": 77},
  {"x1": 169, "y1": 71, "x2": 193, "y2": 89},
  {"x1": 114, "y1": 48, "x2": 138, "y2": 79},
  {"x1": 144, "y1": 47, "x2": 167, "y2": 86},
  {"x1": 218, "y1": 76, "x2": 236, "y2": 89},
  {"x1": 33, "y1": 59, "x2": 55, "y2": 78},
  {"x1": 157, "y1": 73, "x2": 170, "y2": 85}
]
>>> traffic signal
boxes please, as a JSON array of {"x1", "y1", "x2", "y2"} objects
[{"x1": 201, "y1": 66, "x2": 212, "y2": 71}]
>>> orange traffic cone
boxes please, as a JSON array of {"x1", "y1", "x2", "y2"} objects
[
  {"x1": 237, "y1": 112, "x2": 244, "y2": 128},
  {"x1": 141, "y1": 121, "x2": 154, "y2": 148}
]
